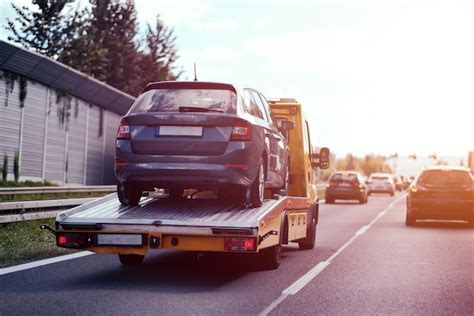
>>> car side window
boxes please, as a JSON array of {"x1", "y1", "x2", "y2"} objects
[
  {"x1": 256, "y1": 92, "x2": 278, "y2": 127},
  {"x1": 250, "y1": 91, "x2": 269, "y2": 122},
  {"x1": 243, "y1": 90, "x2": 264, "y2": 119}
]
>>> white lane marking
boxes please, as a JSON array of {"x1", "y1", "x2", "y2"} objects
[
  {"x1": 356, "y1": 225, "x2": 369, "y2": 236},
  {"x1": 260, "y1": 194, "x2": 406, "y2": 316},
  {"x1": 0, "y1": 251, "x2": 94, "y2": 276},
  {"x1": 283, "y1": 261, "x2": 330, "y2": 295}
]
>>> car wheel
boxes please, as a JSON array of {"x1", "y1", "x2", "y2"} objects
[
  {"x1": 250, "y1": 160, "x2": 265, "y2": 207},
  {"x1": 279, "y1": 164, "x2": 290, "y2": 196},
  {"x1": 118, "y1": 254, "x2": 144, "y2": 266},
  {"x1": 390, "y1": 191, "x2": 395, "y2": 197},
  {"x1": 405, "y1": 210, "x2": 416, "y2": 226},
  {"x1": 117, "y1": 182, "x2": 142, "y2": 206},
  {"x1": 168, "y1": 187, "x2": 184, "y2": 199},
  {"x1": 359, "y1": 195, "x2": 365, "y2": 204},
  {"x1": 325, "y1": 197, "x2": 334, "y2": 204}
]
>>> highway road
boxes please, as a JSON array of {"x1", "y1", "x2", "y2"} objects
[{"x1": 1, "y1": 193, "x2": 473, "y2": 315}]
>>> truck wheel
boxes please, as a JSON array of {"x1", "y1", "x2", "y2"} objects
[
  {"x1": 118, "y1": 254, "x2": 144, "y2": 266},
  {"x1": 117, "y1": 182, "x2": 142, "y2": 206},
  {"x1": 299, "y1": 205, "x2": 317, "y2": 250},
  {"x1": 405, "y1": 210, "x2": 416, "y2": 226},
  {"x1": 259, "y1": 243, "x2": 282, "y2": 270},
  {"x1": 250, "y1": 160, "x2": 265, "y2": 207}
]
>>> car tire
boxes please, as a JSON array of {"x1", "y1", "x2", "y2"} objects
[
  {"x1": 117, "y1": 182, "x2": 142, "y2": 206},
  {"x1": 168, "y1": 187, "x2": 184, "y2": 199},
  {"x1": 390, "y1": 191, "x2": 395, "y2": 197},
  {"x1": 250, "y1": 160, "x2": 265, "y2": 207},
  {"x1": 325, "y1": 197, "x2": 334, "y2": 204},
  {"x1": 405, "y1": 210, "x2": 416, "y2": 226},
  {"x1": 118, "y1": 254, "x2": 144, "y2": 266},
  {"x1": 359, "y1": 195, "x2": 365, "y2": 204}
]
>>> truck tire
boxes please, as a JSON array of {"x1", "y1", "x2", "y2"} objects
[
  {"x1": 259, "y1": 243, "x2": 282, "y2": 270},
  {"x1": 118, "y1": 254, "x2": 144, "y2": 266},
  {"x1": 117, "y1": 182, "x2": 142, "y2": 206},
  {"x1": 250, "y1": 160, "x2": 265, "y2": 207},
  {"x1": 405, "y1": 210, "x2": 416, "y2": 226},
  {"x1": 299, "y1": 204, "x2": 317, "y2": 250}
]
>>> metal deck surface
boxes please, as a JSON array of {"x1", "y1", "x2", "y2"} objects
[{"x1": 58, "y1": 193, "x2": 285, "y2": 227}]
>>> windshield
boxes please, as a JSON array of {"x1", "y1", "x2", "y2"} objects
[
  {"x1": 418, "y1": 170, "x2": 472, "y2": 186},
  {"x1": 331, "y1": 174, "x2": 358, "y2": 183},
  {"x1": 129, "y1": 89, "x2": 237, "y2": 114}
]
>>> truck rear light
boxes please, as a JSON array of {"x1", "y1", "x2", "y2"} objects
[
  {"x1": 116, "y1": 119, "x2": 130, "y2": 140},
  {"x1": 230, "y1": 120, "x2": 252, "y2": 141},
  {"x1": 57, "y1": 233, "x2": 91, "y2": 248},
  {"x1": 224, "y1": 237, "x2": 256, "y2": 251}
]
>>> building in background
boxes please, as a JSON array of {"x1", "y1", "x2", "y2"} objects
[{"x1": 0, "y1": 40, "x2": 135, "y2": 185}]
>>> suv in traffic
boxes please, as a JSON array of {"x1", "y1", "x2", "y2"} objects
[
  {"x1": 325, "y1": 171, "x2": 368, "y2": 204},
  {"x1": 406, "y1": 166, "x2": 474, "y2": 226},
  {"x1": 366, "y1": 173, "x2": 396, "y2": 196},
  {"x1": 115, "y1": 81, "x2": 292, "y2": 207}
]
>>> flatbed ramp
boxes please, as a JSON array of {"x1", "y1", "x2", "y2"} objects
[{"x1": 58, "y1": 193, "x2": 305, "y2": 228}]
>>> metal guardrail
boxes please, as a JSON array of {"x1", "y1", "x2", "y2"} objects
[
  {"x1": 0, "y1": 185, "x2": 116, "y2": 196},
  {"x1": 0, "y1": 198, "x2": 97, "y2": 211}
]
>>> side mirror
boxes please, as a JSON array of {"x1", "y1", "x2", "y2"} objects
[
  {"x1": 310, "y1": 147, "x2": 330, "y2": 169},
  {"x1": 278, "y1": 119, "x2": 295, "y2": 132}
]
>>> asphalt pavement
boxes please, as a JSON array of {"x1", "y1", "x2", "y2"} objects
[{"x1": 1, "y1": 193, "x2": 473, "y2": 315}]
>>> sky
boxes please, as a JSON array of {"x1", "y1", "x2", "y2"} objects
[{"x1": 1, "y1": 0, "x2": 473, "y2": 161}]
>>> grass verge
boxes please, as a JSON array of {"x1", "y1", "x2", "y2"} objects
[
  {"x1": 1, "y1": 191, "x2": 110, "y2": 202},
  {"x1": 0, "y1": 218, "x2": 74, "y2": 269}
]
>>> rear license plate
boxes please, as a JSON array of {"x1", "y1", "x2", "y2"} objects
[
  {"x1": 96, "y1": 234, "x2": 143, "y2": 246},
  {"x1": 339, "y1": 183, "x2": 350, "y2": 187},
  {"x1": 157, "y1": 126, "x2": 203, "y2": 137}
]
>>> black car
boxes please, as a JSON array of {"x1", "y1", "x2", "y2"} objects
[
  {"x1": 115, "y1": 81, "x2": 292, "y2": 207},
  {"x1": 406, "y1": 166, "x2": 474, "y2": 226},
  {"x1": 325, "y1": 171, "x2": 368, "y2": 204}
]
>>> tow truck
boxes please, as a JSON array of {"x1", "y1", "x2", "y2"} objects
[{"x1": 42, "y1": 98, "x2": 330, "y2": 270}]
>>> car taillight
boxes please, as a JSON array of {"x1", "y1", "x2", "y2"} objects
[
  {"x1": 327, "y1": 182, "x2": 336, "y2": 188},
  {"x1": 230, "y1": 120, "x2": 252, "y2": 141},
  {"x1": 116, "y1": 119, "x2": 130, "y2": 140},
  {"x1": 224, "y1": 237, "x2": 256, "y2": 251}
]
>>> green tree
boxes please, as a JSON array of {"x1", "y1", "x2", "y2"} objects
[
  {"x1": 5, "y1": 0, "x2": 181, "y2": 97},
  {"x1": 5, "y1": 0, "x2": 85, "y2": 58}
]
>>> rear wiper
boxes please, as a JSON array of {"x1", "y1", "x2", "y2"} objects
[{"x1": 179, "y1": 106, "x2": 223, "y2": 113}]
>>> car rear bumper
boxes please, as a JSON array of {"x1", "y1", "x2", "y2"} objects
[
  {"x1": 116, "y1": 162, "x2": 258, "y2": 189},
  {"x1": 326, "y1": 188, "x2": 365, "y2": 200},
  {"x1": 409, "y1": 198, "x2": 474, "y2": 221}
]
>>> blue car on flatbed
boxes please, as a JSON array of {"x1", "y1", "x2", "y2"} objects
[{"x1": 115, "y1": 81, "x2": 293, "y2": 207}]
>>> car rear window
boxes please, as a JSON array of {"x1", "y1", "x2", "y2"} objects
[
  {"x1": 418, "y1": 170, "x2": 472, "y2": 186},
  {"x1": 331, "y1": 174, "x2": 358, "y2": 183},
  {"x1": 129, "y1": 89, "x2": 237, "y2": 114},
  {"x1": 371, "y1": 176, "x2": 390, "y2": 180}
]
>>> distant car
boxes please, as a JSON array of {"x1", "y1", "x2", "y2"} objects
[
  {"x1": 115, "y1": 81, "x2": 292, "y2": 207},
  {"x1": 366, "y1": 173, "x2": 395, "y2": 196},
  {"x1": 406, "y1": 166, "x2": 474, "y2": 226},
  {"x1": 325, "y1": 171, "x2": 368, "y2": 204},
  {"x1": 392, "y1": 175, "x2": 404, "y2": 191}
]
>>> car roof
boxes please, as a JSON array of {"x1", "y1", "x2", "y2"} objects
[
  {"x1": 421, "y1": 165, "x2": 471, "y2": 172},
  {"x1": 333, "y1": 171, "x2": 359, "y2": 175},
  {"x1": 142, "y1": 81, "x2": 238, "y2": 94},
  {"x1": 369, "y1": 172, "x2": 391, "y2": 177}
]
